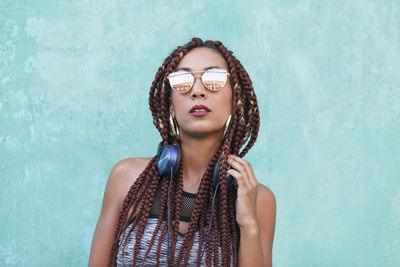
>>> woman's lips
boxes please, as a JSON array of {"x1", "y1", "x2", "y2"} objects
[
  {"x1": 189, "y1": 104, "x2": 211, "y2": 117},
  {"x1": 191, "y1": 110, "x2": 210, "y2": 117}
]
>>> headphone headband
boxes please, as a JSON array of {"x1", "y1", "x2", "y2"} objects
[{"x1": 157, "y1": 141, "x2": 233, "y2": 189}]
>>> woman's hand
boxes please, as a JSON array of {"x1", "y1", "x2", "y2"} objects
[{"x1": 226, "y1": 154, "x2": 259, "y2": 229}]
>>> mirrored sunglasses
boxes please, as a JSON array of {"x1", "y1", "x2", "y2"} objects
[{"x1": 167, "y1": 68, "x2": 230, "y2": 94}]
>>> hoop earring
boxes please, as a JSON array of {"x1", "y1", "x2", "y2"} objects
[
  {"x1": 169, "y1": 114, "x2": 180, "y2": 140},
  {"x1": 223, "y1": 114, "x2": 232, "y2": 136}
]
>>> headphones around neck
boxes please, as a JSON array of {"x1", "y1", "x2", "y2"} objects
[{"x1": 157, "y1": 141, "x2": 234, "y2": 188}]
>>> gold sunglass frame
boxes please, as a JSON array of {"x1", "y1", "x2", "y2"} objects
[{"x1": 167, "y1": 69, "x2": 231, "y2": 93}]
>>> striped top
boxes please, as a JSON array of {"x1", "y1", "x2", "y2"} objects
[
  {"x1": 116, "y1": 185, "x2": 234, "y2": 266},
  {"x1": 116, "y1": 217, "x2": 213, "y2": 266}
]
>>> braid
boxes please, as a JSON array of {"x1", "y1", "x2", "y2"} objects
[
  {"x1": 219, "y1": 136, "x2": 235, "y2": 266},
  {"x1": 213, "y1": 208, "x2": 220, "y2": 266},
  {"x1": 155, "y1": 220, "x2": 168, "y2": 266},
  {"x1": 130, "y1": 169, "x2": 161, "y2": 266},
  {"x1": 228, "y1": 187, "x2": 240, "y2": 267},
  {"x1": 140, "y1": 177, "x2": 169, "y2": 265},
  {"x1": 108, "y1": 37, "x2": 260, "y2": 266},
  {"x1": 169, "y1": 159, "x2": 184, "y2": 265}
]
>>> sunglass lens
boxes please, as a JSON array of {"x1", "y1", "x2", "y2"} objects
[
  {"x1": 168, "y1": 72, "x2": 193, "y2": 93},
  {"x1": 202, "y1": 71, "x2": 227, "y2": 91}
]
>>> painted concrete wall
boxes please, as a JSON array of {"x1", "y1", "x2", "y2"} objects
[{"x1": 1, "y1": 0, "x2": 399, "y2": 266}]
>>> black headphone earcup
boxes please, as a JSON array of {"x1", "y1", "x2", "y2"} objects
[
  {"x1": 157, "y1": 141, "x2": 181, "y2": 177},
  {"x1": 173, "y1": 145, "x2": 181, "y2": 176}
]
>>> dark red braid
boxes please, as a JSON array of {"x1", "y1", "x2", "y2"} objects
[
  {"x1": 168, "y1": 159, "x2": 184, "y2": 265},
  {"x1": 140, "y1": 177, "x2": 169, "y2": 265}
]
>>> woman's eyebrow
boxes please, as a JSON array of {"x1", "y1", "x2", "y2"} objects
[{"x1": 176, "y1": 66, "x2": 221, "y2": 71}]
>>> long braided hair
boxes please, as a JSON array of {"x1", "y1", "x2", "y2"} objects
[{"x1": 108, "y1": 37, "x2": 260, "y2": 266}]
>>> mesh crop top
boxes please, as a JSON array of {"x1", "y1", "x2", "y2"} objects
[
  {"x1": 116, "y1": 183, "x2": 234, "y2": 266},
  {"x1": 148, "y1": 181, "x2": 197, "y2": 222}
]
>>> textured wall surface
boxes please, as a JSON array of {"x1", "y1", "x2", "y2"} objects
[{"x1": 1, "y1": 0, "x2": 399, "y2": 266}]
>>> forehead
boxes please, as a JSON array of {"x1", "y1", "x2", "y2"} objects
[{"x1": 176, "y1": 47, "x2": 228, "y2": 71}]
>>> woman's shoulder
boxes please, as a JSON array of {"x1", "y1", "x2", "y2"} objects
[
  {"x1": 256, "y1": 183, "x2": 276, "y2": 214},
  {"x1": 257, "y1": 184, "x2": 276, "y2": 202},
  {"x1": 111, "y1": 157, "x2": 154, "y2": 178},
  {"x1": 110, "y1": 157, "x2": 154, "y2": 183},
  {"x1": 107, "y1": 157, "x2": 154, "y2": 203}
]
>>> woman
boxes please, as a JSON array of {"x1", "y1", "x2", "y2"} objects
[{"x1": 89, "y1": 37, "x2": 276, "y2": 267}]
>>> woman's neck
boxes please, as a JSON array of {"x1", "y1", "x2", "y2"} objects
[{"x1": 179, "y1": 133, "x2": 223, "y2": 193}]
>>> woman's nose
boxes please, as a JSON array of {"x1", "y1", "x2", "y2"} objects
[
  {"x1": 191, "y1": 76, "x2": 207, "y2": 99},
  {"x1": 191, "y1": 90, "x2": 206, "y2": 98}
]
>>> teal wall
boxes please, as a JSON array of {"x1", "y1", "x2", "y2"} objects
[{"x1": 1, "y1": 0, "x2": 399, "y2": 266}]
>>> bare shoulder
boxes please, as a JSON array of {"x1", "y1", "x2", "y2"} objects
[
  {"x1": 256, "y1": 183, "x2": 276, "y2": 224},
  {"x1": 107, "y1": 157, "x2": 154, "y2": 203},
  {"x1": 257, "y1": 183, "x2": 276, "y2": 209},
  {"x1": 110, "y1": 157, "x2": 154, "y2": 183}
]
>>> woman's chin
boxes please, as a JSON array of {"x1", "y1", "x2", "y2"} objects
[{"x1": 181, "y1": 127, "x2": 224, "y2": 139}]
